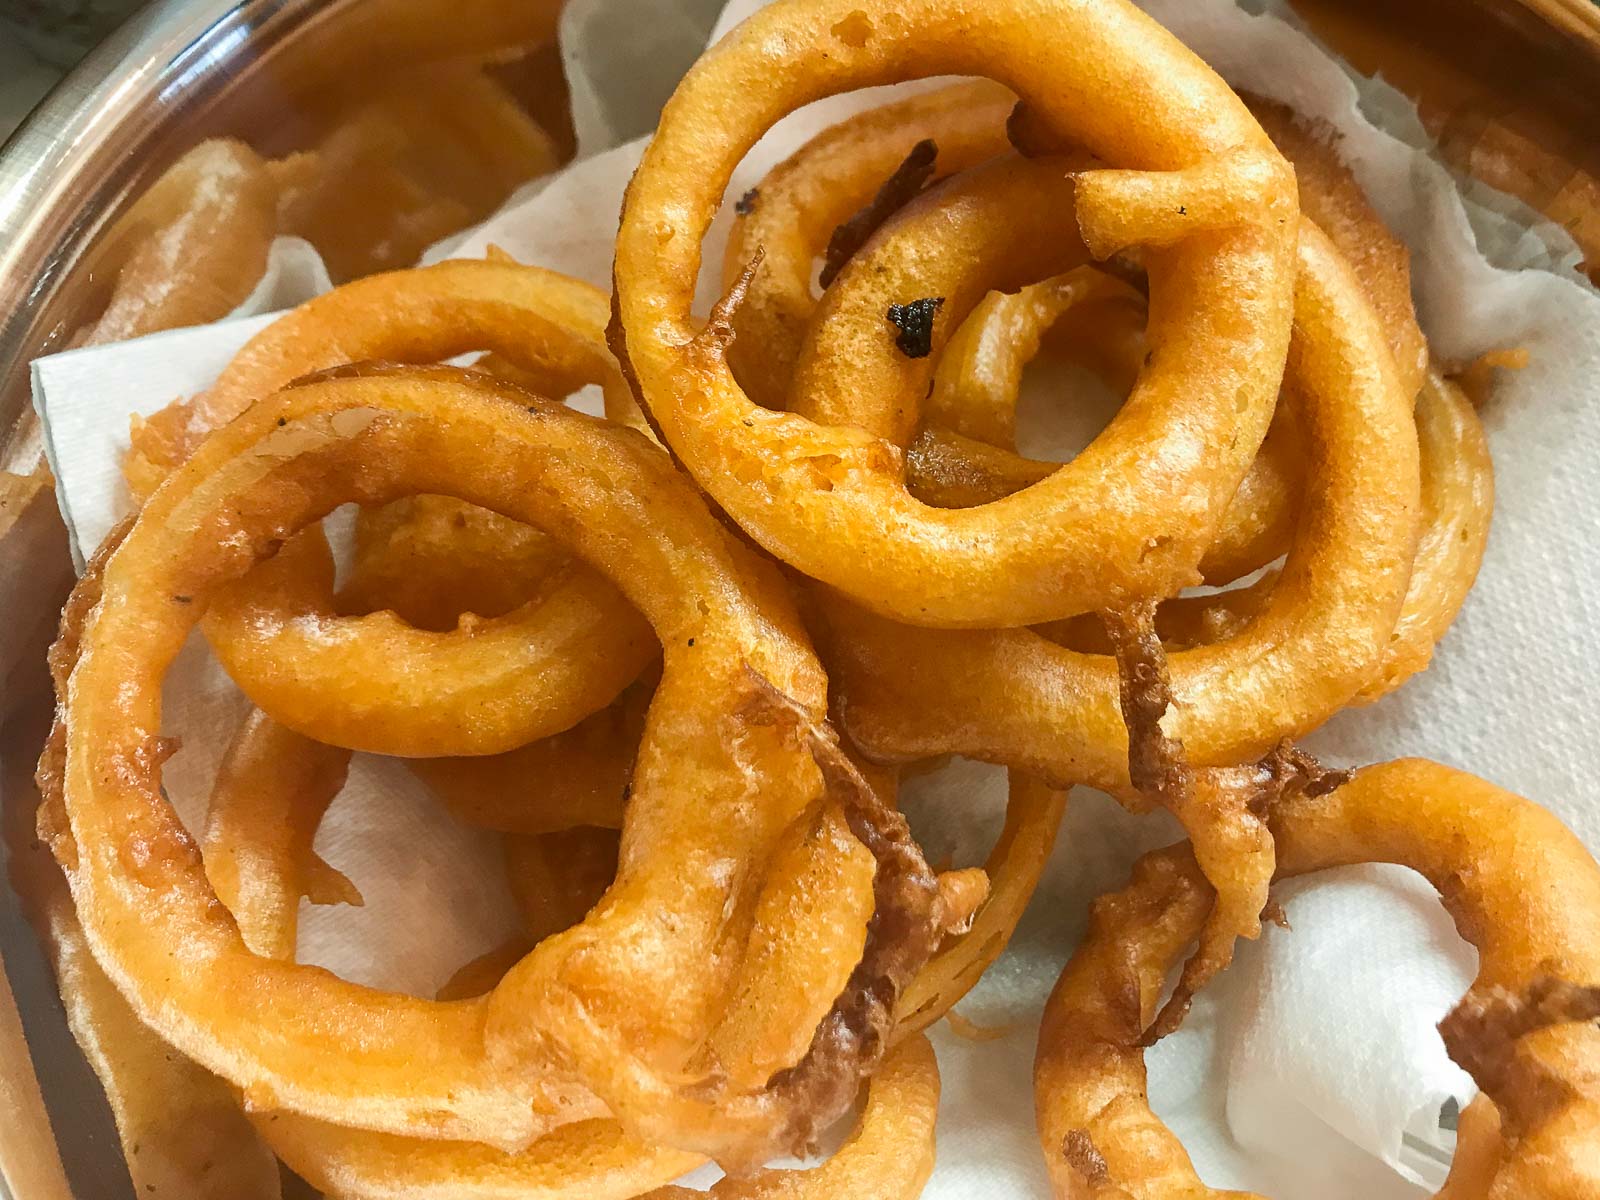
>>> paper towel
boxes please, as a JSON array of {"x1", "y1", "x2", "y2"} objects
[{"x1": 27, "y1": 0, "x2": 1600, "y2": 1195}]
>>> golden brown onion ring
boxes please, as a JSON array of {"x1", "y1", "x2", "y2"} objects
[
  {"x1": 1035, "y1": 759, "x2": 1600, "y2": 1199},
  {"x1": 1354, "y1": 369, "x2": 1493, "y2": 702},
  {"x1": 127, "y1": 258, "x2": 629, "y2": 488},
  {"x1": 612, "y1": 0, "x2": 1298, "y2": 628},
  {"x1": 1041, "y1": 366, "x2": 1491, "y2": 704},
  {"x1": 43, "y1": 366, "x2": 933, "y2": 1163},
  {"x1": 902, "y1": 92, "x2": 1426, "y2": 587},
  {"x1": 160, "y1": 261, "x2": 657, "y2": 758},
  {"x1": 827, "y1": 221, "x2": 1421, "y2": 791},
  {"x1": 900, "y1": 276, "x2": 1302, "y2": 588},
  {"x1": 203, "y1": 526, "x2": 653, "y2": 757}
]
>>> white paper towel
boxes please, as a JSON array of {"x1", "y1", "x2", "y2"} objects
[{"x1": 27, "y1": 0, "x2": 1600, "y2": 1195}]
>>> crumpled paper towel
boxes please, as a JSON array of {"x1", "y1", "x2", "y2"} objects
[{"x1": 28, "y1": 0, "x2": 1600, "y2": 1195}]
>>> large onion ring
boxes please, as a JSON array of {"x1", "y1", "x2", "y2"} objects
[
  {"x1": 41, "y1": 365, "x2": 936, "y2": 1164},
  {"x1": 612, "y1": 0, "x2": 1298, "y2": 627},
  {"x1": 4, "y1": 690, "x2": 280, "y2": 1199},
  {"x1": 843, "y1": 94, "x2": 1425, "y2": 588},
  {"x1": 1035, "y1": 759, "x2": 1600, "y2": 1199},
  {"x1": 825, "y1": 220, "x2": 1421, "y2": 791}
]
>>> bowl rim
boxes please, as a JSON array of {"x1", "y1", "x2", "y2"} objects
[{"x1": 0, "y1": 0, "x2": 323, "y2": 466}]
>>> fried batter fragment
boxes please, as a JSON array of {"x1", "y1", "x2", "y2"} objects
[
  {"x1": 818, "y1": 138, "x2": 939, "y2": 289},
  {"x1": 1101, "y1": 600, "x2": 1350, "y2": 1042},
  {"x1": 885, "y1": 297, "x2": 946, "y2": 359},
  {"x1": 731, "y1": 675, "x2": 945, "y2": 1164},
  {"x1": 1100, "y1": 600, "x2": 1186, "y2": 808}
]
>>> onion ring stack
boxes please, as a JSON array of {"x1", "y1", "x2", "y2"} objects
[{"x1": 17, "y1": 0, "x2": 1590, "y2": 1196}]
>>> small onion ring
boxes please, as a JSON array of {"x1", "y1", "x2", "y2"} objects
[
  {"x1": 131, "y1": 259, "x2": 656, "y2": 758},
  {"x1": 42, "y1": 365, "x2": 934, "y2": 1163},
  {"x1": 612, "y1": 0, "x2": 1299, "y2": 627},
  {"x1": 894, "y1": 92, "x2": 1426, "y2": 587},
  {"x1": 1034, "y1": 759, "x2": 1600, "y2": 1199},
  {"x1": 899, "y1": 272, "x2": 1302, "y2": 587}
]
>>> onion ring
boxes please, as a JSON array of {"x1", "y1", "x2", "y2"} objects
[
  {"x1": 42, "y1": 364, "x2": 935, "y2": 1163},
  {"x1": 1043, "y1": 367, "x2": 1492, "y2": 705},
  {"x1": 212, "y1": 708, "x2": 938, "y2": 1199},
  {"x1": 612, "y1": 0, "x2": 1298, "y2": 627},
  {"x1": 894, "y1": 92, "x2": 1426, "y2": 587},
  {"x1": 1035, "y1": 759, "x2": 1600, "y2": 1199},
  {"x1": 127, "y1": 258, "x2": 630, "y2": 488},
  {"x1": 826, "y1": 220, "x2": 1421, "y2": 790},
  {"x1": 898, "y1": 270, "x2": 1303, "y2": 587},
  {"x1": 127, "y1": 259, "x2": 657, "y2": 757}
]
